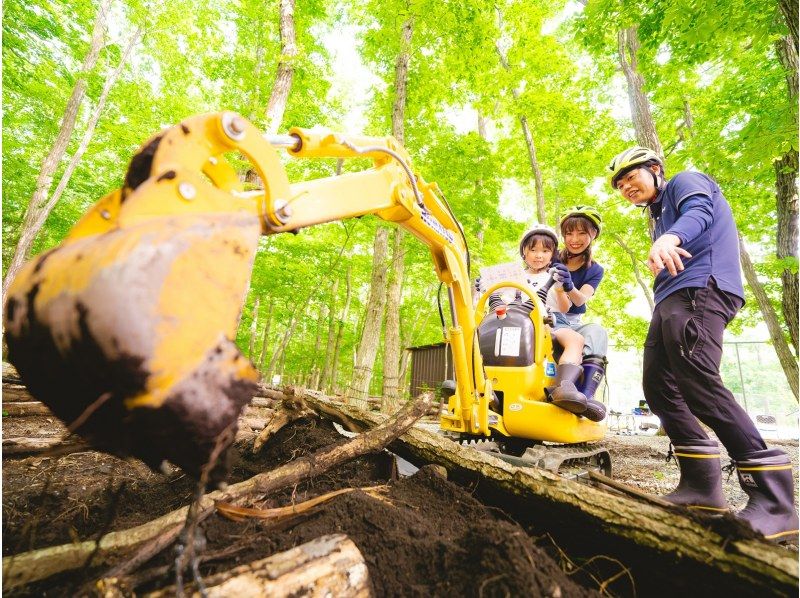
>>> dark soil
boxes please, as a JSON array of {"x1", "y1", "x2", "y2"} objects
[{"x1": 4, "y1": 417, "x2": 600, "y2": 597}]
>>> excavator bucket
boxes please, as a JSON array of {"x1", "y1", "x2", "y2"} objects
[{"x1": 2, "y1": 113, "x2": 282, "y2": 484}]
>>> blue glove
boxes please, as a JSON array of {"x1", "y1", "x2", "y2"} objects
[{"x1": 551, "y1": 263, "x2": 574, "y2": 292}]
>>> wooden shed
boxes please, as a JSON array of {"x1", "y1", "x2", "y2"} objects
[{"x1": 408, "y1": 342, "x2": 453, "y2": 398}]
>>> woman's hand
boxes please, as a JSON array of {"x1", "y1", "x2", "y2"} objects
[{"x1": 551, "y1": 263, "x2": 574, "y2": 292}]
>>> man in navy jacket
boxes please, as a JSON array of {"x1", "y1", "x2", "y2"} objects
[{"x1": 608, "y1": 146, "x2": 797, "y2": 542}]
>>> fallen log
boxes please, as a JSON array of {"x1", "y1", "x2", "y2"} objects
[
  {"x1": 2, "y1": 401, "x2": 52, "y2": 417},
  {"x1": 2, "y1": 436, "x2": 89, "y2": 457},
  {"x1": 291, "y1": 389, "x2": 798, "y2": 598},
  {"x1": 2, "y1": 362, "x2": 21, "y2": 383},
  {"x1": 2, "y1": 385, "x2": 34, "y2": 402},
  {"x1": 1, "y1": 391, "x2": 432, "y2": 589},
  {"x1": 144, "y1": 534, "x2": 371, "y2": 598}
]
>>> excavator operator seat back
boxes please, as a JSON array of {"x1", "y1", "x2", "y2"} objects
[{"x1": 478, "y1": 304, "x2": 535, "y2": 367}]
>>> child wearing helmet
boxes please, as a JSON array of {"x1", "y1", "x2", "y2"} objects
[
  {"x1": 608, "y1": 146, "x2": 798, "y2": 542},
  {"x1": 515, "y1": 225, "x2": 600, "y2": 420}
]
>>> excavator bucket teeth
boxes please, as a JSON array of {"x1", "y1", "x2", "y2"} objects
[{"x1": 4, "y1": 212, "x2": 261, "y2": 483}]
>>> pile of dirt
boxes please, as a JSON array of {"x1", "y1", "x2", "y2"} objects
[{"x1": 4, "y1": 418, "x2": 601, "y2": 597}]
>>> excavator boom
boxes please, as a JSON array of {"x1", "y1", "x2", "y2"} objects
[{"x1": 4, "y1": 112, "x2": 488, "y2": 482}]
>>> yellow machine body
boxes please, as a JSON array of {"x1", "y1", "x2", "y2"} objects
[
  {"x1": 4, "y1": 112, "x2": 605, "y2": 481},
  {"x1": 440, "y1": 281, "x2": 606, "y2": 444}
]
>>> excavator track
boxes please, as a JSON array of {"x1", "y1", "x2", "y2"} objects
[{"x1": 452, "y1": 434, "x2": 612, "y2": 480}]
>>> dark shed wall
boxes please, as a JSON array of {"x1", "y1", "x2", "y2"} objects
[{"x1": 409, "y1": 343, "x2": 453, "y2": 398}]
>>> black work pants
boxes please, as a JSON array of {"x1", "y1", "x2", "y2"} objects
[{"x1": 642, "y1": 279, "x2": 766, "y2": 459}]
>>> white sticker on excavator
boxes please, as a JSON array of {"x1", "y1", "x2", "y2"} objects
[{"x1": 499, "y1": 327, "x2": 521, "y2": 357}]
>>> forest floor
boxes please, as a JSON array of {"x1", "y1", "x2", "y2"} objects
[{"x1": 3, "y1": 407, "x2": 797, "y2": 597}]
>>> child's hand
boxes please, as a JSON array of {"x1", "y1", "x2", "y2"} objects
[{"x1": 551, "y1": 263, "x2": 574, "y2": 292}]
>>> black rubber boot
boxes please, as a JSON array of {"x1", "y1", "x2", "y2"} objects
[
  {"x1": 548, "y1": 363, "x2": 587, "y2": 414},
  {"x1": 734, "y1": 448, "x2": 800, "y2": 542},
  {"x1": 662, "y1": 439, "x2": 728, "y2": 513}
]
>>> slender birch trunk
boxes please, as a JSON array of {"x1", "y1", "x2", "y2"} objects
[
  {"x1": 258, "y1": 298, "x2": 274, "y2": 371},
  {"x1": 617, "y1": 26, "x2": 663, "y2": 157},
  {"x1": 329, "y1": 268, "x2": 352, "y2": 395},
  {"x1": 2, "y1": 0, "x2": 111, "y2": 302},
  {"x1": 382, "y1": 17, "x2": 413, "y2": 412},
  {"x1": 264, "y1": 0, "x2": 297, "y2": 135},
  {"x1": 346, "y1": 228, "x2": 389, "y2": 407},
  {"x1": 494, "y1": 9, "x2": 546, "y2": 224},
  {"x1": 320, "y1": 277, "x2": 339, "y2": 391},
  {"x1": 248, "y1": 297, "x2": 260, "y2": 359},
  {"x1": 739, "y1": 236, "x2": 798, "y2": 400}
]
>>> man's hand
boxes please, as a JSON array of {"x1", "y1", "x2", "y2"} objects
[{"x1": 648, "y1": 234, "x2": 692, "y2": 276}]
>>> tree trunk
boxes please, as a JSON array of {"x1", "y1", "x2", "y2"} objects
[
  {"x1": 248, "y1": 297, "x2": 260, "y2": 359},
  {"x1": 381, "y1": 18, "x2": 412, "y2": 411},
  {"x1": 148, "y1": 535, "x2": 371, "y2": 598},
  {"x1": 329, "y1": 267, "x2": 352, "y2": 395},
  {"x1": 264, "y1": 0, "x2": 297, "y2": 135},
  {"x1": 617, "y1": 26, "x2": 663, "y2": 157},
  {"x1": 2, "y1": 0, "x2": 110, "y2": 302},
  {"x1": 779, "y1": 0, "x2": 798, "y2": 52},
  {"x1": 258, "y1": 298, "x2": 275, "y2": 371},
  {"x1": 266, "y1": 303, "x2": 306, "y2": 381},
  {"x1": 35, "y1": 26, "x2": 143, "y2": 242},
  {"x1": 300, "y1": 394, "x2": 799, "y2": 598},
  {"x1": 320, "y1": 277, "x2": 339, "y2": 391},
  {"x1": 346, "y1": 228, "x2": 390, "y2": 407},
  {"x1": 739, "y1": 236, "x2": 799, "y2": 400},
  {"x1": 494, "y1": 25, "x2": 546, "y2": 224},
  {"x1": 611, "y1": 232, "x2": 654, "y2": 312},
  {"x1": 774, "y1": 34, "x2": 799, "y2": 355},
  {"x1": 519, "y1": 115, "x2": 547, "y2": 224},
  {"x1": 308, "y1": 303, "x2": 326, "y2": 389},
  {"x1": 382, "y1": 229, "x2": 406, "y2": 410}
]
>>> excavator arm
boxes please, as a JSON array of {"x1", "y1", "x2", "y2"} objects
[{"x1": 4, "y1": 112, "x2": 490, "y2": 482}]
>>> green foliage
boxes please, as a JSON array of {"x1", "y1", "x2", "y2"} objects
[{"x1": 3, "y1": 0, "x2": 794, "y2": 397}]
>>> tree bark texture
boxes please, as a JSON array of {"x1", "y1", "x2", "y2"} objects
[
  {"x1": 320, "y1": 277, "x2": 339, "y2": 391},
  {"x1": 381, "y1": 18, "x2": 413, "y2": 410},
  {"x1": 739, "y1": 235, "x2": 798, "y2": 399},
  {"x1": 307, "y1": 305, "x2": 326, "y2": 389},
  {"x1": 617, "y1": 26, "x2": 664, "y2": 157},
  {"x1": 780, "y1": 0, "x2": 798, "y2": 52},
  {"x1": 774, "y1": 34, "x2": 799, "y2": 355},
  {"x1": 329, "y1": 267, "x2": 352, "y2": 394},
  {"x1": 37, "y1": 26, "x2": 143, "y2": 246},
  {"x1": 258, "y1": 298, "x2": 275, "y2": 371},
  {"x1": 346, "y1": 228, "x2": 389, "y2": 406},
  {"x1": 266, "y1": 302, "x2": 306, "y2": 381},
  {"x1": 248, "y1": 297, "x2": 260, "y2": 359},
  {"x1": 1, "y1": 391, "x2": 432, "y2": 589},
  {"x1": 519, "y1": 115, "x2": 547, "y2": 224},
  {"x1": 264, "y1": 0, "x2": 297, "y2": 135},
  {"x1": 145, "y1": 534, "x2": 371, "y2": 598},
  {"x1": 2, "y1": 0, "x2": 110, "y2": 303},
  {"x1": 382, "y1": 230, "x2": 406, "y2": 411},
  {"x1": 300, "y1": 394, "x2": 798, "y2": 598}
]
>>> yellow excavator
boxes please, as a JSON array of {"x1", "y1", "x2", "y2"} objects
[{"x1": 4, "y1": 112, "x2": 609, "y2": 483}]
